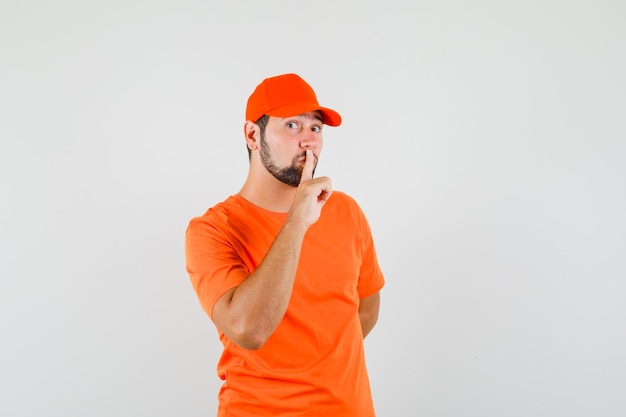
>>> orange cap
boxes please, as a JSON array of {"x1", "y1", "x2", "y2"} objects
[{"x1": 245, "y1": 73, "x2": 342, "y2": 126}]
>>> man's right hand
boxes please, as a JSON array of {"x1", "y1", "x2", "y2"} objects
[{"x1": 287, "y1": 149, "x2": 332, "y2": 228}]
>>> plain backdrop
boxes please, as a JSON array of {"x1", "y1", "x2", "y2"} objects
[{"x1": 1, "y1": 1, "x2": 625, "y2": 416}]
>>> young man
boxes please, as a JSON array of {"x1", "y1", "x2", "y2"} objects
[{"x1": 185, "y1": 73, "x2": 385, "y2": 416}]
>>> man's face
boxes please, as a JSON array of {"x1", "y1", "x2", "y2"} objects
[{"x1": 259, "y1": 112, "x2": 323, "y2": 187}]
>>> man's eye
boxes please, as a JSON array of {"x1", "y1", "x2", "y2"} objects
[
  {"x1": 311, "y1": 126, "x2": 321, "y2": 133},
  {"x1": 286, "y1": 122, "x2": 299, "y2": 129}
]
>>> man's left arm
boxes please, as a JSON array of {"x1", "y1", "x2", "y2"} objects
[{"x1": 358, "y1": 291, "x2": 380, "y2": 339}]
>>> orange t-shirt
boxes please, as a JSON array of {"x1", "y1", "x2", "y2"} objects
[{"x1": 185, "y1": 191, "x2": 385, "y2": 416}]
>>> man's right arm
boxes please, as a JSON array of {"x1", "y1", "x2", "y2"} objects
[{"x1": 211, "y1": 149, "x2": 331, "y2": 350}]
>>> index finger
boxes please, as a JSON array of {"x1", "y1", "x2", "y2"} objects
[{"x1": 300, "y1": 149, "x2": 315, "y2": 184}]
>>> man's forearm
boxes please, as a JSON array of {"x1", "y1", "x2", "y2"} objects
[{"x1": 213, "y1": 219, "x2": 309, "y2": 349}]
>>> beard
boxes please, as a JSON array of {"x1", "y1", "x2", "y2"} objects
[{"x1": 259, "y1": 134, "x2": 315, "y2": 187}]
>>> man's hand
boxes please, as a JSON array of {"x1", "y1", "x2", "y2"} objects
[{"x1": 288, "y1": 149, "x2": 332, "y2": 228}]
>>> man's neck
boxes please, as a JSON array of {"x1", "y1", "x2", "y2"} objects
[{"x1": 238, "y1": 171, "x2": 297, "y2": 213}]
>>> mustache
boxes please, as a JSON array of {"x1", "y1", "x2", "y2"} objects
[{"x1": 295, "y1": 152, "x2": 318, "y2": 164}]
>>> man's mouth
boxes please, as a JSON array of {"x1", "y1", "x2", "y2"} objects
[{"x1": 297, "y1": 153, "x2": 317, "y2": 164}]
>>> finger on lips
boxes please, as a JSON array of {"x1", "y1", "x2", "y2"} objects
[{"x1": 300, "y1": 149, "x2": 314, "y2": 183}]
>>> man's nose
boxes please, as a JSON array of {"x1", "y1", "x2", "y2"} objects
[{"x1": 300, "y1": 130, "x2": 319, "y2": 149}]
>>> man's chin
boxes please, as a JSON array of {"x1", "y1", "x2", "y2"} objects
[{"x1": 267, "y1": 164, "x2": 314, "y2": 187}]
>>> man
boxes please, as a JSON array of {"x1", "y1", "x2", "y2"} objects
[{"x1": 185, "y1": 73, "x2": 385, "y2": 416}]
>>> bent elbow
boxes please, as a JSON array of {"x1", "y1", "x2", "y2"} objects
[
  {"x1": 213, "y1": 299, "x2": 276, "y2": 350},
  {"x1": 237, "y1": 337, "x2": 266, "y2": 350},
  {"x1": 228, "y1": 322, "x2": 271, "y2": 350}
]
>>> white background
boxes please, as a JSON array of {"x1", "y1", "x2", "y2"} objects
[{"x1": 1, "y1": 1, "x2": 625, "y2": 416}]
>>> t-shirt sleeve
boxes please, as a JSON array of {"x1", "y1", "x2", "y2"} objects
[
  {"x1": 185, "y1": 218, "x2": 249, "y2": 320},
  {"x1": 356, "y1": 206, "x2": 385, "y2": 298}
]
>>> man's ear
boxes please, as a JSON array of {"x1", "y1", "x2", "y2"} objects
[{"x1": 244, "y1": 120, "x2": 260, "y2": 151}]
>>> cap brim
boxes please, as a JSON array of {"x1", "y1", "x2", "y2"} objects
[{"x1": 264, "y1": 103, "x2": 342, "y2": 127}]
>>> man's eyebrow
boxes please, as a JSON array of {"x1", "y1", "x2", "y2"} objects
[{"x1": 300, "y1": 112, "x2": 323, "y2": 122}]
